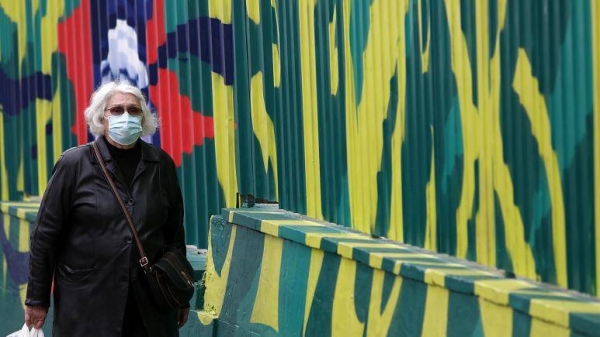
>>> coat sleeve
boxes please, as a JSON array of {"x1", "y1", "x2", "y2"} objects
[
  {"x1": 161, "y1": 152, "x2": 186, "y2": 255},
  {"x1": 26, "y1": 153, "x2": 75, "y2": 307}
]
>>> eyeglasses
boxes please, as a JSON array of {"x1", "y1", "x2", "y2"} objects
[{"x1": 105, "y1": 105, "x2": 144, "y2": 116}]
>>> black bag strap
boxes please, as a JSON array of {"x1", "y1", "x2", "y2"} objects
[{"x1": 91, "y1": 142, "x2": 150, "y2": 271}]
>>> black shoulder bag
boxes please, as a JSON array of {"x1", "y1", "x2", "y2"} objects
[{"x1": 91, "y1": 142, "x2": 195, "y2": 312}]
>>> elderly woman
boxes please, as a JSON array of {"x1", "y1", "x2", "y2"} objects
[{"x1": 24, "y1": 80, "x2": 190, "y2": 336}]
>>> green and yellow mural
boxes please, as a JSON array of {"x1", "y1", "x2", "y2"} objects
[{"x1": 0, "y1": 0, "x2": 599, "y2": 303}]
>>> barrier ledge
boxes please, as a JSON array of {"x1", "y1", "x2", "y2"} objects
[
  {"x1": 0, "y1": 201, "x2": 40, "y2": 223},
  {"x1": 221, "y1": 207, "x2": 600, "y2": 336}
]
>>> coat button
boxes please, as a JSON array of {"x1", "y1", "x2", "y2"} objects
[
  {"x1": 127, "y1": 199, "x2": 135, "y2": 206},
  {"x1": 125, "y1": 236, "x2": 133, "y2": 244}
]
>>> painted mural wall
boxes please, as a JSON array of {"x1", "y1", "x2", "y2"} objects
[{"x1": 0, "y1": 0, "x2": 598, "y2": 297}]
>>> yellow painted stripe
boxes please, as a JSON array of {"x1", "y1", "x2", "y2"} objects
[
  {"x1": 0, "y1": 109, "x2": 7, "y2": 199},
  {"x1": 208, "y1": 0, "x2": 232, "y2": 24},
  {"x1": 424, "y1": 127, "x2": 437, "y2": 251},
  {"x1": 298, "y1": 0, "x2": 323, "y2": 220},
  {"x1": 424, "y1": 268, "x2": 496, "y2": 287},
  {"x1": 366, "y1": 269, "x2": 402, "y2": 336},
  {"x1": 260, "y1": 220, "x2": 280, "y2": 237},
  {"x1": 337, "y1": 242, "x2": 407, "y2": 259},
  {"x1": 443, "y1": 0, "x2": 481, "y2": 259},
  {"x1": 474, "y1": 279, "x2": 537, "y2": 305},
  {"x1": 421, "y1": 286, "x2": 449, "y2": 337},
  {"x1": 529, "y1": 298, "x2": 600, "y2": 328},
  {"x1": 250, "y1": 235, "x2": 282, "y2": 332},
  {"x1": 303, "y1": 249, "x2": 325, "y2": 336},
  {"x1": 40, "y1": 1, "x2": 64, "y2": 74},
  {"x1": 474, "y1": 0, "x2": 496, "y2": 268},
  {"x1": 513, "y1": 49, "x2": 567, "y2": 288},
  {"x1": 246, "y1": 0, "x2": 260, "y2": 24},
  {"x1": 261, "y1": 219, "x2": 324, "y2": 227},
  {"x1": 203, "y1": 224, "x2": 237, "y2": 316},
  {"x1": 418, "y1": 0, "x2": 431, "y2": 73},
  {"x1": 36, "y1": 99, "x2": 53, "y2": 191},
  {"x1": 249, "y1": 73, "x2": 279, "y2": 199},
  {"x1": 304, "y1": 232, "x2": 362, "y2": 250},
  {"x1": 2, "y1": 214, "x2": 9, "y2": 296},
  {"x1": 19, "y1": 219, "x2": 29, "y2": 251},
  {"x1": 211, "y1": 73, "x2": 238, "y2": 207},
  {"x1": 592, "y1": 0, "x2": 600, "y2": 297},
  {"x1": 479, "y1": 297, "x2": 512, "y2": 337},
  {"x1": 370, "y1": 252, "x2": 454, "y2": 271},
  {"x1": 272, "y1": 43, "x2": 281, "y2": 87},
  {"x1": 271, "y1": 0, "x2": 281, "y2": 87},
  {"x1": 332, "y1": 258, "x2": 364, "y2": 336},
  {"x1": 52, "y1": 80, "x2": 63, "y2": 163},
  {"x1": 387, "y1": 0, "x2": 410, "y2": 243},
  {"x1": 530, "y1": 318, "x2": 569, "y2": 337}
]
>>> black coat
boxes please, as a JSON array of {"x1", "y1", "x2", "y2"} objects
[{"x1": 26, "y1": 136, "x2": 186, "y2": 337}]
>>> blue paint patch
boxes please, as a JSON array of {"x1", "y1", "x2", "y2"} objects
[
  {"x1": 152, "y1": 17, "x2": 234, "y2": 85},
  {"x1": 0, "y1": 218, "x2": 29, "y2": 286},
  {"x1": 0, "y1": 69, "x2": 53, "y2": 116}
]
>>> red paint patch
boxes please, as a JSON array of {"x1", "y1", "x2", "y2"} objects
[
  {"x1": 146, "y1": 0, "x2": 166, "y2": 64},
  {"x1": 57, "y1": 0, "x2": 94, "y2": 145},
  {"x1": 150, "y1": 69, "x2": 215, "y2": 166}
]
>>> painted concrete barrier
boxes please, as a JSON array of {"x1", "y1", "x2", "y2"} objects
[{"x1": 197, "y1": 207, "x2": 600, "y2": 337}]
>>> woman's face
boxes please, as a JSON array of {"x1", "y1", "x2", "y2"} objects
[{"x1": 103, "y1": 92, "x2": 142, "y2": 148}]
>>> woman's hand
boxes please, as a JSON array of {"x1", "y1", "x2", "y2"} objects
[
  {"x1": 178, "y1": 307, "x2": 190, "y2": 328},
  {"x1": 25, "y1": 305, "x2": 48, "y2": 329}
]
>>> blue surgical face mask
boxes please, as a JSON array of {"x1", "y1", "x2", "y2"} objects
[{"x1": 107, "y1": 112, "x2": 142, "y2": 146}]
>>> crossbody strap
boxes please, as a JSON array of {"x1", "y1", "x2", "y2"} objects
[{"x1": 91, "y1": 142, "x2": 150, "y2": 271}]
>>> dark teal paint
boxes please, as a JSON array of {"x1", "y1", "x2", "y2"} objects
[
  {"x1": 374, "y1": 67, "x2": 399, "y2": 237},
  {"x1": 354, "y1": 262, "x2": 373, "y2": 325},
  {"x1": 564, "y1": 115, "x2": 595, "y2": 294},
  {"x1": 466, "y1": 160, "x2": 479, "y2": 262},
  {"x1": 217, "y1": 224, "x2": 266, "y2": 334},
  {"x1": 349, "y1": 0, "x2": 372, "y2": 106},
  {"x1": 512, "y1": 311, "x2": 532, "y2": 337},
  {"x1": 304, "y1": 253, "x2": 341, "y2": 337},
  {"x1": 494, "y1": 193, "x2": 515, "y2": 274},
  {"x1": 381, "y1": 271, "x2": 396, "y2": 313},
  {"x1": 209, "y1": 216, "x2": 233, "y2": 276},
  {"x1": 459, "y1": 0, "x2": 479, "y2": 107},
  {"x1": 279, "y1": 240, "x2": 311, "y2": 336},
  {"x1": 386, "y1": 278, "x2": 426, "y2": 337},
  {"x1": 430, "y1": 1, "x2": 461, "y2": 257},
  {"x1": 315, "y1": 0, "x2": 351, "y2": 227},
  {"x1": 180, "y1": 139, "x2": 223, "y2": 249},
  {"x1": 446, "y1": 292, "x2": 481, "y2": 337},
  {"x1": 274, "y1": 0, "x2": 307, "y2": 214}
]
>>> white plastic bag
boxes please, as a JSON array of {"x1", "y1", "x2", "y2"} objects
[{"x1": 5, "y1": 324, "x2": 45, "y2": 337}]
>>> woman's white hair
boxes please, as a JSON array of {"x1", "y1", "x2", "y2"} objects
[{"x1": 85, "y1": 80, "x2": 158, "y2": 136}]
